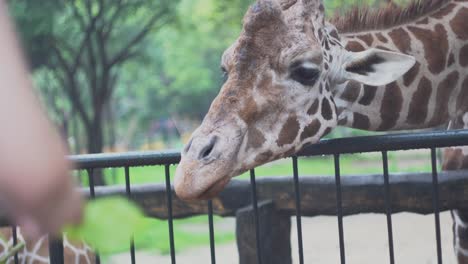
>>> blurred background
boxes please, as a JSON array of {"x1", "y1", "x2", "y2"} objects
[
  {"x1": 9, "y1": 0, "x2": 452, "y2": 263},
  {"x1": 8, "y1": 0, "x2": 395, "y2": 157}
]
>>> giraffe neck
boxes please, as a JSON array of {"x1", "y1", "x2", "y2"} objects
[
  {"x1": 0, "y1": 227, "x2": 94, "y2": 264},
  {"x1": 333, "y1": 0, "x2": 468, "y2": 131}
]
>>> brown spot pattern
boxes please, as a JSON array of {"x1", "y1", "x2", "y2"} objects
[
  {"x1": 448, "y1": 53, "x2": 455, "y2": 67},
  {"x1": 246, "y1": 126, "x2": 266, "y2": 149},
  {"x1": 460, "y1": 45, "x2": 468, "y2": 66},
  {"x1": 330, "y1": 29, "x2": 340, "y2": 41},
  {"x1": 345, "y1": 41, "x2": 366, "y2": 52},
  {"x1": 340, "y1": 81, "x2": 361, "y2": 102},
  {"x1": 450, "y1": 7, "x2": 468, "y2": 40},
  {"x1": 318, "y1": 28, "x2": 323, "y2": 41},
  {"x1": 442, "y1": 147, "x2": 464, "y2": 170},
  {"x1": 429, "y1": 71, "x2": 459, "y2": 126},
  {"x1": 322, "y1": 127, "x2": 332, "y2": 136},
  {"x1": 356, "y1": 34, "x2": 374, "y2": 46},
  {"x1": 255, "y1": 151, "x2": 273, "y2": 164},
  {"x1": 238, "y1": 96, "x2": 258, "y2": 124},
  {"x1": 431, "y1": 3, "x2": 456, "y2": 19},
  {"x1": 375, "y1": 33, "x2": 388, "y2": 43},
  {"x1": 378, "y1": 82, "x2": 403, "y2": 130},
  {"x1": 407, "y1": 77, "x2": 432, "y2": 124},
  {"x1": 456, "y1": 76, "x2": 468, "y2": 112},
  {"x1": 388, "y1": 28, "x2": 412, "y2": 53},
  {"x1": 358, "y1": 85, "x2": 377, "y2": 106},
  {"x1": 307, "y1": 99, "x2": 319, "y2": 115},
  {"x1": 321, "y1": 98, "x2": 333, "y2": 120},
  {"x1": 283, "y1": 147, "x2": 297, "y2": 158},
  {"x1": 338, "y1": 116, "x2": 348, "y2": 126},
  {"x1": 353, "y1": 112, "x2": 370, "y2": 129},
  {"x1": 324, "y1": 39, "x2": 330, "y2": 50},
  {"x1": 300, "y1": 119, "x2": 321, "y2": 140},
  {"x1": 403, "y1": 62, "x2": 420, "y2": 86},
  {"x1": 453, "y1": 210, "x2": 468, "y2": 262},
  {"x1": 408, "y1": 24, "x2": 449, "y2": 74},
  {"x1": 276, "y1": 114, "x2": 300, "y2": 147}
]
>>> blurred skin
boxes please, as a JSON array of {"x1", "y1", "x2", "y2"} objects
[{"x1": 0, "y1": 0, "x2": 82, "y2": 238}]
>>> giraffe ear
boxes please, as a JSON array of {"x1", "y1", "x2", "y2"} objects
[{"x1": 343, "y1": 48, "x2": 416, "y2": 86}]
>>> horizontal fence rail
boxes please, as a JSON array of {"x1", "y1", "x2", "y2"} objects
[
  {"x1": 71, "y1": 129, "x2": 468, "y2": 169},
  {"x1": 5, "y1": 129, "x2": 468, "y2": 264}
]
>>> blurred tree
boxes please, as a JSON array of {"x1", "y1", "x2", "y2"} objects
[
  {"x1": 107, "y1": 0, "x2": 254, "y2": 148},
  {"x1": 9, "y1": 0, "x2": 395, "y2": 156},
  {"x1": 9, "y1": 0, "x2": 179, "y2": 184}
]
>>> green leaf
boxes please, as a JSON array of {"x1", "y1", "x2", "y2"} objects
[{"x1": 64, "y1": 197, "x2": 149, "y2": 255}]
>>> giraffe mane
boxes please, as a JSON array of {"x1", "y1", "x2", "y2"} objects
[{"x1": 330, "y1": 0, "x2": 451, "y2": 33}]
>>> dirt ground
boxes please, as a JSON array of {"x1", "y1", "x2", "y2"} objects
[{"x1": 108, "y1": 211, "x2": 458, "y2": 264}]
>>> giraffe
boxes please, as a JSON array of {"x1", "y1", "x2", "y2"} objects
[
  {"x1": 174, "y1": 0, "x2": 468, "y2": 261},
  {"x1": 0, "y1": 227, "x2": 94, "y2": 263}
]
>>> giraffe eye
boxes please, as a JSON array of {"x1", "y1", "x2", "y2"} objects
[
  {"x1": 221, "y1": 67, "x2": 228, "y2": 83},
  {"x1": 290, "y1": 63, "x2": 320, "y2": 86}
]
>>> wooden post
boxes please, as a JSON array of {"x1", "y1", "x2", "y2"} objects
[{"x1": 236, "y1": 200, "x2": 292, "y2": 264}]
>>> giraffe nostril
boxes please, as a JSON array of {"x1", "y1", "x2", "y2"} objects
[
  {"x1": 199, "y1": 136, "x2": 218, "y2": 160},
  {"x1": 183, "y1": 138, "x2": 193, "y2": 154},
  {"x1": 201, "y1": 144, "x2": 214, "y2": 159}
]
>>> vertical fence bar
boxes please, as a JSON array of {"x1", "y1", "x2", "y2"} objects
[
  {"x1": 12, "y1": 226, "x2": 18, "y2": 264},
  {"x1": 431, "y1": 148, "x2": 443, "y2": 264},
  {"x1": 292, "y1": 156, "x2": 304, "y2": 264},
  {"x1": 87, "y1": 169, "x2": 101, "y2": 264},
  {"x1": 165, "y1": 165, "x2": 176, "y2": 264},
  {"x1": 334, "y1": 154, "x2": 346, "y2": 264},
  {"x1": 250, "y1": 169, "x2": 262, "y2": 264},
  {"x1": 87, "y1": 169, "x2": 95, "y2": 198},
  {"x1": 125, "y1": 166, "x2": 136, "y2": 264},
  {"x1": 382, "y1": 151, "x2": 395, "y2": 264},
  {"x1": 48, "y1": 238, "x2": 64, "y2": 264},
  {"x1": 207, "y1": 200, "x2": 216, "y2": 264}
]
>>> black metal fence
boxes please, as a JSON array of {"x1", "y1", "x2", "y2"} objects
[{"x1": 7, "y1": 129, "x2": 468, "y2": 263}]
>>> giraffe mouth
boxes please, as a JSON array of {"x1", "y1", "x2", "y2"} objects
[{"x1": 196, "y1": 177, "x2": 231, "y2": 200}]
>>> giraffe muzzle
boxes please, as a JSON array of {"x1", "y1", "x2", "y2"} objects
[{"x1": 175, "y1": 128, "x2": 242, "y2": 200}]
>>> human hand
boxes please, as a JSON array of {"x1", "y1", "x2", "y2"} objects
[{"x1": 0, "y1": 151, "x2": 83, "y2": 239}]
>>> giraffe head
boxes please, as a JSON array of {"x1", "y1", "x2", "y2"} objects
[{"x1": 174, "y1": 0, "x2": 415, "y2": 200}]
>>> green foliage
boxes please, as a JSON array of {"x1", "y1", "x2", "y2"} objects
[
  {"x1": 65, "y1": 197, "x2": 149, "y2": 255},
  {"x1": 132, "y1": 216, "x2": 234, "y2": 254},
  {"x1": 64, "y1": 196, "x2": 235, "y2": 255},
  {"x1": 7, "y1": 0, "x2": 62, "y2": 68}
]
